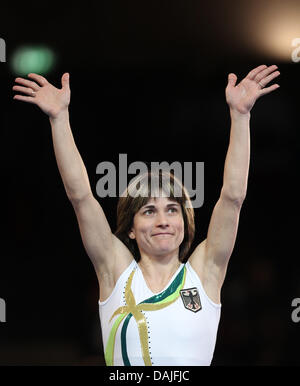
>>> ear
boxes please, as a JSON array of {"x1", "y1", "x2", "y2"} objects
[{"x1": 128, "y1": 230, "x2": 136, "y2": 239}]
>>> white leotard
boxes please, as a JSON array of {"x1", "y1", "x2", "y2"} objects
[{"x1": 99, "y1": 259, "x2": 221, "y2": 366}]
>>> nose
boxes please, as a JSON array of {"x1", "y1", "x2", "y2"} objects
[{"x1": 155, "y1": 211, "x2": 169, "y2": 228}]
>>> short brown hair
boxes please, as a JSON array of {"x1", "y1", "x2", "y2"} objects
[{"x1": 115, "y1": 170, "x2": 195, "y2": 263}]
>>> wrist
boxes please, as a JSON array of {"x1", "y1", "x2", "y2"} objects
[
  {"x1": 229, "y1": 108, "x2": 250, "y2": 121},
  {"x1": 49, "y1": 108, "x2": 69, "y2": 124}
]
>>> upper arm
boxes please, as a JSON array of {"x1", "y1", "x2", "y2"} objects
[
  {"x1": 71, "y1": 193, "x2": 133, "y2": 284},
  {"x1": 189, "y1": 190, "x2": 243, "y2": 291},
  {"x1": 205, "y1": 191, "x2": 243, "y2": 272}
]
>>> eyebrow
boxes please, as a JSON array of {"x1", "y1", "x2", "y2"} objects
[{"x1": 142, "y1": 202, "x2": 180, "y2": 210}]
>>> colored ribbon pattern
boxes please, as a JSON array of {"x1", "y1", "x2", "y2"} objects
[{"x1": 105, "y1": 265, "x2": 186, "y2": 366}]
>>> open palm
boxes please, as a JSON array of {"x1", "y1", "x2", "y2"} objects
[
  {"x1": 13, "y1": 73, "x2": 70, "y2": 119},
  {"x1": 225, "y1": 65, "x2": 280, "y2": 114}
]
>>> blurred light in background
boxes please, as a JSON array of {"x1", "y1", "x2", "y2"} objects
[
  {"x1": 244, "y1": 1, "x2": 300, "y2": 61},
  {"x1": 11, "y1": 45, "x2": 56, "y2": 75}
]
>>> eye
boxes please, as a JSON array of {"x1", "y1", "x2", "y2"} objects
[
  {"x1": 144, "y1": 209, "x2": 154, "y2": 215},
  {"x1": 168, "y1": 207, "x2": 178, "y2": 213}
]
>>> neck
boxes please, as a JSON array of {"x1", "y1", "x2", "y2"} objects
[
  {"x1": 138, "y1": 255, "x2": 181, "y2": 280},
  {"x1": 138, "y1": 258, "x2": 181, "y2": 294}
]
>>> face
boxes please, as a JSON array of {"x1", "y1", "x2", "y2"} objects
[{"x1": 129, "y1": 197, "x2": 185, "y2": 259}]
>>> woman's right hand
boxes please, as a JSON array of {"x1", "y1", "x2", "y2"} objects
[{"x1": 13, "y1": 73, "x2": 71, "y2": 119}]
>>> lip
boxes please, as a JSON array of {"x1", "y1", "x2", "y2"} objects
[{"x1": 152, "y1": 232, "x2": 174, "y2": 236}]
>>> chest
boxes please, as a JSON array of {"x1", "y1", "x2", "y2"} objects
[{"x1": 122, "y1": 287, "x2": 219, "y2": 366}]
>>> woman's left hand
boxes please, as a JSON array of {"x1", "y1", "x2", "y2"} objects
[{"x1": 225, "y1": 64, "x2": 280, "y2": 114}]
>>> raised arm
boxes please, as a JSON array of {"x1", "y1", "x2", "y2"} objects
[
  {"x1": 13, "y1": 74, "x2": 133, "y2": 299},
  {"x1": 189, "y1": 65, "x2": 280, "y2": 303}
]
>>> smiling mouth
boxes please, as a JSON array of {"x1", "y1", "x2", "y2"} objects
[{"x1": 152, "y1": 233, "x2": 173, "y2": 236}]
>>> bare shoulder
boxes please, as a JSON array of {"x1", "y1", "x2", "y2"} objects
[
  {"x1": 72, "y1": 193, "x2": 134, "y2": 301},
  {"x1": 97, "y1": 234, "x2": 134, "y2": 302},
  {"x1": 188, "y1": 239, "x2": 206, "y2": 279},
  {"x1": 111, "y1": 234, "x2": 135, "y2": 282},
  {"x1": 188, "y1": 239, "x2": 222, "y2": 305},
  {"x1": 95, "y1": 231, "x2": 134, "y2": 278}
]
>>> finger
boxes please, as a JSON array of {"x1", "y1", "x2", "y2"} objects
[
  {"x1": 61, "y1": 72, "x2": 70, "y2": 90},
  {"x1": 13, "y1": 94, "x2": 36, "y2": 103},
  {"x1": 255, "y1": 65, "x2": 278, "y2": 83},
  {"x1": 259, "y1": 84, "x2": 280, "y2": 97},
  {"x1": 14, "y1": 77, "x2": 40, "y2": 91},
  {"x1": 257, "y1": 70, "x2": 280, "y2": 88},
  {"x1": 27, "y1": 73, "x2": 48, "y2": 86},
  {"x1": 12, "y1": 85, "x2": 36, "y2": 96},
  {"x1": 246, "y1": 65, "x2": 268, "y2": 80},
  {"x1": 227, "y1": 73, "x2": 237, "y2": 87}
]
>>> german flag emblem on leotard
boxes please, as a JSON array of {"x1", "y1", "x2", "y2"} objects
[{"x1": 180, "y1": 287, "x2": 202, "y2": 313}]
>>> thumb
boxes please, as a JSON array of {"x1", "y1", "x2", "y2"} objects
[
  {"x1": 227, "y1": 73, "x2": 237, "y2": 88},
  {"x1": 61, "y1": 72, "x2": 70, "y2": 90}
]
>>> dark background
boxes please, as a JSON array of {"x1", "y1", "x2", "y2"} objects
[{"x1": 0, "y1": 0, "x2": 299, "y2": 365}]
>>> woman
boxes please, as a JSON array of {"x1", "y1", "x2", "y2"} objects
[{"x1": 12, "y1": 64, "x2": 280, "y2": 365}]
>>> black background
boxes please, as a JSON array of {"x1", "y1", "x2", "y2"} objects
[{"x1": 0, "y1": 0, "x2": 299, "y2": 365}]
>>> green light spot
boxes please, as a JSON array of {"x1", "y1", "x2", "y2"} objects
[{"x1": 11, "y1": 46, "x2": 56, "y2": 75}]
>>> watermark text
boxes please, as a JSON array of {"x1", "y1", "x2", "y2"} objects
[
  {"x1": 0, "y1": 38, "x2": 6, "y2": 62},
  {"x1": 95, "y1": 154, "x2": 204, "y2": 208},
  {"x1": 291, "y1": 38, "x2": 300, "y2": 63},
  {"x1": 291, "y1": 298, "x2": 300, "y2": 323},
  {"x1": 0, "y1": 298, "x2": 6, "y2": 322}
]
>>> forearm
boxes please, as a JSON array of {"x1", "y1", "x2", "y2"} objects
[
  {"x1": 49, "y1": 109, "x2": 92, "y2": 202},
  {"x1": 221, "y1": 109, "x2": 250, "y2": 203}
]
